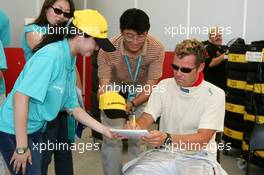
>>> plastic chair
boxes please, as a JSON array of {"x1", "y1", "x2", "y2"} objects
[{"x1": 246, "y1": 124, "x2": 264, "y2": 175}]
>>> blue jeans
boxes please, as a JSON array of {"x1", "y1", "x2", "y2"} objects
[
  {"x1": 0, "y1": 130, "x2": 42, "y2": 175},
  {"x1": 41, "y1": 111, "x2": 73, "y2": 175}
]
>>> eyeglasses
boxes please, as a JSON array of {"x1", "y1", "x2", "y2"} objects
[
  {"x1": 171, "y1": 64, "x2": 197, "y2": 73},
  {"x1": 123, "y1": 33, "x2": 146, "y2": 43},
  {"x1": 51, "y1": 6, "x2": 72, "y2": 19}
]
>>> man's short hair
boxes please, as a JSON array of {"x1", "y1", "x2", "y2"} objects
[
  {"x1": 208, "y1": 26, "x2": 221, "y2": 37},
  {"x1": 120, "y1": 8, "x2": 150, "y2": 34},
  {"x1": 174, "y1": 39, "x2": 206, "y2": 66}
]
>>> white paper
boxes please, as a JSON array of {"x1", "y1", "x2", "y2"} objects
[
  {"x1": 110, "y1": 129, "x2": 150, "y2": 138},
  {"x1": 245, "y1": 51, "x2": 263, "y2": 62}
]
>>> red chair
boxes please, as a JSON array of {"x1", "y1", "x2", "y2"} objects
[
  {"x1": 160, "y1": 52, "x2": 174, "y2": 80},
  {"x1": 76, "y1": 54, "x2": 92, "y2": 110},
  {"x1": 4, "y1": 48, "x2": 25, "y2": 95}
]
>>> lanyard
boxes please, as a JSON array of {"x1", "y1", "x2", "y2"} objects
[{"x1": 124, "y1": 55, "x2": 142, "y2": 84}]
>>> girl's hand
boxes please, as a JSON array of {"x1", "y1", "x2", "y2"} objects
[
  {"x1": 103, "y1": 127, "x2": 128, "y2": 139},
  {"x1": 10, "y1": 148, "x2": 32, "y2": 175},
  {"x1": 102, "y1": 127, "x2": 114, "y2": 139}
]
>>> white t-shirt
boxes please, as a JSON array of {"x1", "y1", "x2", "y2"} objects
[{"x1": 144, "y1": 78, "x2": 225, "y2": 159}]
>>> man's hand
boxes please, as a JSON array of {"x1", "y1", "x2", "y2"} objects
[
  {"x1": 124, "y1": 120, "x2": 141, "y2": 130},
  {"x1": 125, "y1": 101, "x2": 133, "y2": 114},
  {"x1": 10, "y1": 149, "x2": 32, "y2": 175},
  {"x1": 142, "y1": 130, "x2": 167, "y2": 147}
]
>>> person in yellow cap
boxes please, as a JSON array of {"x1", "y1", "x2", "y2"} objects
[
  {"x1": 0, "y1": 9, "x2": 115, "y2": 175},
  {"x1": 99, "y1": 91, "x2": 127, "y2": 118},
  {"x1": 97, "y1": 8, "x2": 164, "y2": 175},
  {"x1": 21, "y1": 1, "x2": 77, "y2": 174}
]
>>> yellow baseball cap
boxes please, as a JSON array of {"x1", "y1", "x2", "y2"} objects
[
  {"x1": 99, "y1": 92, "x2": 128, "y2": 119},
  {"x1": 72, "y1": 9, "x2": 115, "y2": 52}
]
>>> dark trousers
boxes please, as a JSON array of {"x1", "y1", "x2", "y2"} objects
[
  {"x1": 41, "y1": 111, "x2": 74, "y2": 175},
  {"x1": 0, "y1": 130, "x2": 42, "y2": 175}
]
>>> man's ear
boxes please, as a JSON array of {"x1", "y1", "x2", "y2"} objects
[{"x1": 198, "y1": 63, "x2": 205, "y2": 72}]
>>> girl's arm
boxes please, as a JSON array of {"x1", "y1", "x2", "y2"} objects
[
  {"x1": 12, "y1": 92, "x2": 32, "y2": 174},
  {"x1": 72, "y1": 107, "x2": 112, "y2": 138}
]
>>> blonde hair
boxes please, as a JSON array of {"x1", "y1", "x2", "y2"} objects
[{"x1": 174, "y1": 39, "x2": 206, "y2": 66}]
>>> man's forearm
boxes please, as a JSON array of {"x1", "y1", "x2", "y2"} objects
[
  {"x1": 209, "y1": 54, "x2": 224, "y2": 67},
  {"x1": 170, "y1": 129, "x2": 215, "y2": 149},
  {"x1": 136, "y1": 113, "x2": 155, "y2": 129},
  {"x1": 132, "y1": 91, "x2": 149, "y2": 107}
]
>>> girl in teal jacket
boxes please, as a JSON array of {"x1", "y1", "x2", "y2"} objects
[{"x1": 0, "y1": 9, "x2": 115, "y2": 175}]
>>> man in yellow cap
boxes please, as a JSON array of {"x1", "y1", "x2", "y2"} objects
[
  {"x1": 98, "y1": 8, "x2": 164, "y2": 175},
  {"x1": 0, "y1": 9, "x2": 115, "y2": 175}
]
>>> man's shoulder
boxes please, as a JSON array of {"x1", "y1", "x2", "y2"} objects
[
  {"x1": 205, "y1": 42, "x2": 215, "y2": 49},
  {"x1": 110, "y1": 34, "x2": 122, "y2": 45},
  {"x1": 158, "y1": 78, "x2": 175, "y2": 87},
  {"x1": 202, "y1": 80, "x2": 225, "y2": 97},
  {"x1": 146, "y1": 35, "x2": 164, "y2": 50},
  {"x1": 206, "y1": 42, "x2": 224, "y2": 53}
]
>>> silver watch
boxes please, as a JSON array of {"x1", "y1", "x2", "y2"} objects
[
  {"x1": 15, "y1": 147, "x2": 28, "y2": 155},
  {"x1": 164, "y1": 133, "x2": 172, "y2": 145}
]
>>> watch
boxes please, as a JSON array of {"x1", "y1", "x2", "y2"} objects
[
  {"x1": 15, "y1": 147, "x2": 28, "y2": 155},
  {"x1": 164, "y1": 133, "x2": 172, "y2": 145}
]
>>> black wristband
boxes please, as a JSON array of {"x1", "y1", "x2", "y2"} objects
[{"x1": 164, "y1": 133, "x2": 172, "y2": 145}]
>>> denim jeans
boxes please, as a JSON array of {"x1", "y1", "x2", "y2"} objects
[
  {"x1": 41, "y1": 111, "x2": 73, "y2": 175},
  {"x1": 0, "y1": 130, "x2": 42, "y2": 175}
]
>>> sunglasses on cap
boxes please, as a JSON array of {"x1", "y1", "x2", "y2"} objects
[
  {"x1": 171, "y1": 64, "x2": 197, "y2": 73},
  {"x1": 51, "y1": 6, "x2": 72, "y2": 19}
]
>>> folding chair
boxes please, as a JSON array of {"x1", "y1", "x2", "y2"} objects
[{"x1": 246, "y1": 124, "x2": 264, "y2": 175}]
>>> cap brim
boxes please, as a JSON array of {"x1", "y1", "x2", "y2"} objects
[
  {"x1": 104, "y1": 109, "x2": 128, "y2": 119},
  {"x1": 95, "y1": 38, "x2": 116, "y2": 52}
]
